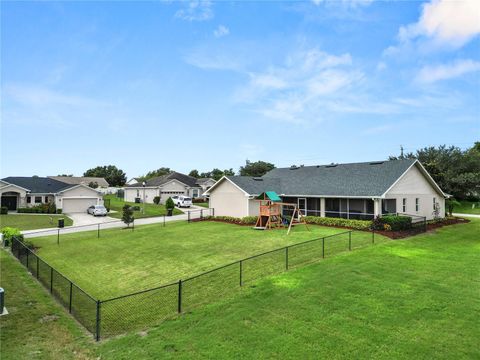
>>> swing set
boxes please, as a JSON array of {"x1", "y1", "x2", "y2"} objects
[{"x1": 253, "y1": 191, "x2": 309, "y2": 235}]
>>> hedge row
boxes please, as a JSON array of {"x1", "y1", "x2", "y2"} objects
[
  {"x1": 204, "y1": 216, "x2": 257, "y2": 225},
  {"x1": 380, "y1": 215, "x2": 412, "y2": 231},
  {"x1": 303, "y1": 216, "x2": 372, "y2": 230},
  {"x1": 17, "y1": 203, "x2": 61, "y2": 214}
]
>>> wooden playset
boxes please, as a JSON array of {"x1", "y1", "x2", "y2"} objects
[{"x1": 253, "y1": 191, "x2": 309, "y2": 235}]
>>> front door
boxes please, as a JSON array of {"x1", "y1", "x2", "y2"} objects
[
  {"x1": 297, "y1": 198, "x2": 307, "y2": 218},
  {"x1": 1, "y1": 196, "x2": 18, "y2": 210}
]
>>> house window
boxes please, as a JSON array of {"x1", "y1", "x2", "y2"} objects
[
  {"x1": 192, "y1": 189, "x2": 199, "y2": 198},
  {"x1": 44, "y1": 196, "x2": 50, "y2": 203},
  {"x1": 433, "y1": 197, "x2": 436, "y2": 210},
  {"x1": 415, "y1": 198, "x2": 419, "y2": 212},
  {"x1": 35, "y1": 196, "x2": 42, "y2": 203},
  {"x1": 402, "y1": 198, "x2": 406, "y2": 212},
  {"x1": 27, "y1": 196, "x2": 31, "y2": 204}
]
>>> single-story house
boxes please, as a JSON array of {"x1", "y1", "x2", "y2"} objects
[
  {"x1": 124, "y1": 172, "x2": 216, "y2": 204},
  {"x1": 204, "y1": 159, "x2": 446, "y2": 221},
  {"x1": 1, "y1": 177, "x2": 104, "y2": 213}
]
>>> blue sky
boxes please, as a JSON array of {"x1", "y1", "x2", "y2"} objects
[{"x1": 1, "y1": 0, "x2": 479, "y2": 178}]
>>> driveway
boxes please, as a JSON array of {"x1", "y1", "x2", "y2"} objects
[
  {"x1": 452, "y1": 213, "x2": 480, "y2": 219},
  {"x1": 66, "y1": 212, "x2": 118, "y2": 226}
]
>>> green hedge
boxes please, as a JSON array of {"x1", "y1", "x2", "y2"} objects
[
  {"x1": 380, "y1": 215, "x2": 412, "y2": 231},
  {"x1": 1, "y1": 206, "x2": 8, "y2": 214},
  {"x1": 303, "y1": 216, "x2": 372, "y2": 230},
  {"x1": 205, "y1": 216, "x2": 257, "y2": 225},
  {"x1": 17, "y1": 203, "x2": 57, "y2": 214}
]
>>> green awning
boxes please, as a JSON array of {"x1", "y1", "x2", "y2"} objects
[{"x1": 257, "y1": 191, "x2": 282, "y2": 202}]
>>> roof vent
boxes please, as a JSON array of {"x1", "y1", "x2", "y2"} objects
[
  {"x1": 369, "y1": 161, "x2": 384, "y2": 165},
  {"x1": 325, "y1": 163, "x2": 338, "y2": 168},
  {"x1": 253, "y1": 177, "x2": 263, "y2": 181}
]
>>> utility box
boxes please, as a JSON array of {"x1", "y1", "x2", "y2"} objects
[{"x1": 58, "y1": 218, "x2": 65, "y2": 228}]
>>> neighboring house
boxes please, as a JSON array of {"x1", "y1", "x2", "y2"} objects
[
  {"x1": 1, "y1": 177, "x2": 104, "y2": 213},
  {"x1": 126, "y1": 178, "x2": 139, "y2": 186},
  {"x1": 48, "y1": 176, "x2": 109, "y2": 189},
  {"x1": 124, "y1": 172, "x2": 215, "y2": 204},
  {"x1": 204, "y1": 159, "x2": 446, "y2": 221}
]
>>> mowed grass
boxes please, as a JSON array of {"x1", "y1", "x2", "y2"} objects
[
  {"x1": 29, "y1": 222, "x2": 381, "y2": 299},
  {"x1": 455, "y1": 200, "x2": 480, "y2": 214},
  {"x1": 0, "y1": 250, "x2": 94, "y2": 360},
  {"x1": 0, "y1": 214, "x2": 73, "y2": 231},
  {"x1": 2, "y1": 220, "x2": 479, "y2": 358},
  {"x1": 104, "y1": 194, "x2": 183, "y2": 219}
]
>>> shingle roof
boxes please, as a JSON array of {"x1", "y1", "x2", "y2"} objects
[
  {"x1": 2, "y1": 177, "x2": 75, "y2": 193},
  {"x1": 127, "y1": 172, "x2": 200, "y2": 188},
  {"x1": 48, "y1": 176, "x2": 109, "y2": 187},
  {"x1": 225, "y1": 159, "x2": 417, "y2": 197}
]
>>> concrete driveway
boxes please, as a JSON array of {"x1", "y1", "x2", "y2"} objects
[{"x1": 65, "y1": 212, "x2": 118, "y2": 226}]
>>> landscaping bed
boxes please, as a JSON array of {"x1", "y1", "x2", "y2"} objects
[{"x1": 375, "y1": 217, "x2": 470, "y2": 239}]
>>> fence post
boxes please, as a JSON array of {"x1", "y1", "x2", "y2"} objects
[
  {"x1": 372, "y1": 229, "x2": 375, "y2": 244},
  {"x1": 188, "y1": 211, "x2": 190, "y2": 223},
  {"x1": 322, "y1": 238, "x2": 325, "y2": 258},
  {"x1": 69, "y1": 282, "x2": 73, "y2": 313},
  {"x1": 424, "y1": 217, "x2": 427, "y2": 232},
  {"x1": 349, "y1": 232, "x2": 352, "y2": 251},
  {"x1": 95, "y1": 300, "x2": 101, "y2": 341},
  {"x1": 132, "y1": 219, "x2": 134, "y2": 232},
  {"x1": 164, "y1": 215, "x2": 166, "y2": 227},
  {"x1": 36, "y1": 256, "x2": 39, "y2": 279},
  {"x1": 239, "y1": 261, "x2": 243, "y2": 286},
  {"x1": 200, "y1": 209, "x2": 203, "y2": 220},
  {"x1": 57, "y1": 229, "x2": 60, "y2": 245},
  {"x1": 178, "y1": 280, "x2": 182, "y2": 313},
  {"x1": 212, "y1": 208, "x2": 215, "y2": 217},
  {"x1": 50, "y1": 267, "x2": 53, "y2": 293},
  {"x1": 26, "y1": 251, "x2": 29, "y2": 268},
  {"x1": 285, "y1": 247, "x2": 289, "y2": 270},
  {"x1": 98, "y1": 224, "x2": 100, "y2": 238}
]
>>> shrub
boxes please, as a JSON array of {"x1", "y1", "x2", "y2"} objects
[
  {"x1": 193, "y1": 197, "x2": 207, "y2": 203},
  {"x1": 56, "y1": 209, "x2": 63, "y2": 214},
  {"x1": 303, "y1": 216, "x2": 372, "y2": 231},
  {"x1": 381, "y1": 215, "x2": 412, "y2": 231},
  {"x1": 204, "y1": 216, "x2": 257, "y2": 225},
  {"x1": 1, "y1": 206, "x2": 8, "y2": 214},
  {"x1": 383, "y1": 224, "x2": 392, "y2": 231},
  {"x1": 131, "y1": 206, "x2": 141, "y2": 211},
  {"x1": 1, "y1": 227, "x2": 23, "y2": 247},
  {"x1": 165, "y1": 197, "x2": 175, "y2": 210},
  {"x1": 445, "y1": 198, "x2": 461, "y2": 216},
  {"x1": 17, "y1": 204, "x2": 56, "y2": 214},
  {"x1": 122, "y1": 204, "x2": 134, "y2": 227},
  {"x1": 153, "y1": 196, "x2": 160, "y2": 205}
]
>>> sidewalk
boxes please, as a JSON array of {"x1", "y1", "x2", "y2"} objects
[
  {"x1": 452, "y1": 213, "x2": 480, "y2": 219},
  {"x1": 22, "y1": 206, "x2": 212, "y2": 238}
]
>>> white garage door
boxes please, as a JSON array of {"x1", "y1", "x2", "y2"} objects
[{"x1": 62, "y1": 198, "x2": 98, "y2": 213}]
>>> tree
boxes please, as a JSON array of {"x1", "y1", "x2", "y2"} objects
[
  {"x1": 122, "y1": 204, "x2": 134, "y2": 227},
  {"x1": 189, "y1": 169, "x2": 200, "y2": 178},
  {"x1": 239, "y1": 160, "x2": 275, "y2": 177},
  {"x1": 88, "y1": 181, "x2": 99, "y2": 189},
  {"x1": 139, "y1": 167, "x2": 172, "y2": 181},
  {"x1": 84, "y1": 165, "x2": 127, "y2": 187},
  {"x1": 388, "y1": 143, "x2": 480, "y2": 200},
  {"x1": 165, "y1": 197, "x2": 175, "y2": 210},
  {"x1": 445, "y1": 198, "x2": 461, "y2": 216}
]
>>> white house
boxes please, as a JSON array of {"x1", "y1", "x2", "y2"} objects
[
  {"x1": 1, "y1": 177, "x2": 104, "y2": 213},
  {"x1": 205, "y1": 159, "x2": 446, "y2": 221},
  {"x1": 124, "y1": 172, "x2": 215, "y2": 204}
]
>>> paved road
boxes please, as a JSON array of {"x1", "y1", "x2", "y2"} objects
[
  {"x1": 452, "y1": 213, "x2": 480, "y2": 219},
  {"x1": 22, "y1": 206, "x2": 212, "y2": 238}
]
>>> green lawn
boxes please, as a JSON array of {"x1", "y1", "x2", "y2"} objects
[
  {"x1": 2, "y1": 219, "x2": 478, "y2": 359},
  {"x1": 194, "y1": 202, "x2": 209, "y2": 208},
  {"x1": 103, "y1": 194, "x2": 183, "y2": 219},
  {"x1": 0, "y1": 214, "x2": 73, "y2": 231},
  {"x1": 29, "y1": 222, "x2": 380, "y2": 299},
  {"x1": 454, "y1": 200, "x2": 480, "y2": 215}
]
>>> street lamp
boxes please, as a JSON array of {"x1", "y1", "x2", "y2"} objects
[{"x1": 142, "y1": 181, "x2": 146, "y2": 215}]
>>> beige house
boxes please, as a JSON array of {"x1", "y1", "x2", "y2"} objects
[
  {"x1": 205, "y1": 159, "x2": 446, "y2": 221},
  {"x1": 124, "y1": 172, "x2": 215, "y2": 204},
  {"x1": 1, "y1": 177, "x2": 103, "y2": 213}
]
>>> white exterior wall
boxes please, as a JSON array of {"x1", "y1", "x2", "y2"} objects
[
  {"x1": 0, "y1": 185, "x2": 27, "y2": 208},
  {"x1": 248, "y1": 199, "x2": 260, "y2": 217},
  {"x1": 160, "y1": 180, "x2": 188, "y2": 204},
  {"x1": 209, "y1": 179, "x2": 250, "y2": 218},
  {"x1": 385, "y1": 164, "x2": 445, "y2": 220},
  {"x1": 124, "y1": 188, "x2": 160, "y2": 204}
]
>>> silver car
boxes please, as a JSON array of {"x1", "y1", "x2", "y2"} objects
[{"x1": 87, "y1": 205, "x2": 108, "y2": 216}]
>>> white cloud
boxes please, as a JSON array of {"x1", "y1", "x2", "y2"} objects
[
  {"x1": 213, "y1": 25, "x2": 229, "y2": 38},
  {"x1": 416, "y1": 59, "x2": 480, "y2": 83},
  {"x1": 175, "y1": 0, "x2": 213, "y2": 22},
  {"x1": 394, "y1": 0, "x2": 480, "y2": 50}
]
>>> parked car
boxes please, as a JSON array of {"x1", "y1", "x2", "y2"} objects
[
  {"x1": 174, "y1": 196, "x2": 192, "y2": 208},
  {"x1": 87, "y1": 205, "x2": 108, "y2": 216}
]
